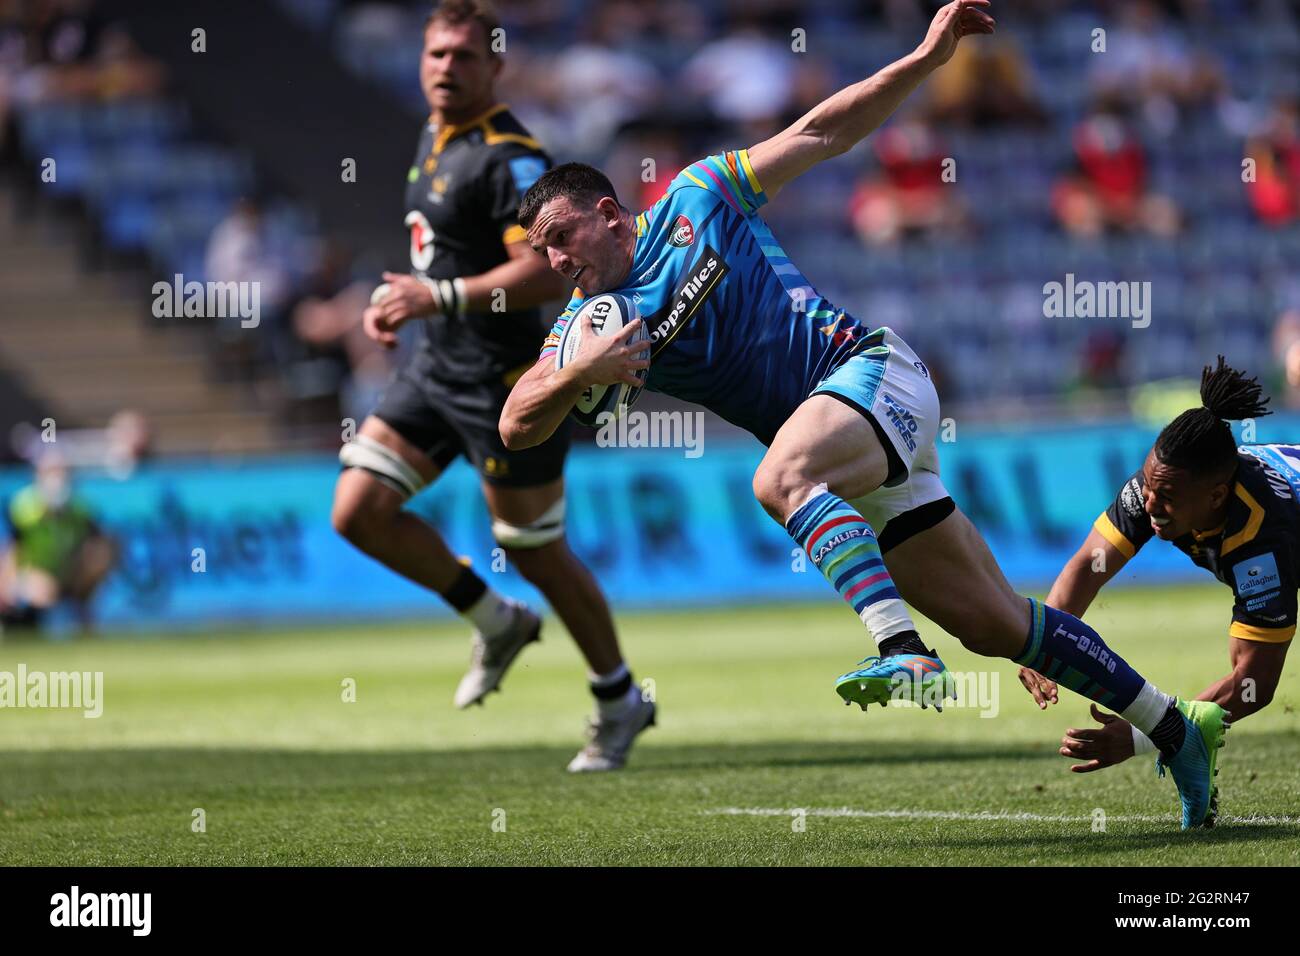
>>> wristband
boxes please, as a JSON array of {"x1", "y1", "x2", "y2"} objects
[
  {"x1": 437, "y1": 277, "x2": 468, "y2": 316},
  {"x1": 414, "y1": 276, "x2": 468, "y2": 315},
  {"x1": 1132, "y1": 725, "x2": 1155, "y2": 755}
]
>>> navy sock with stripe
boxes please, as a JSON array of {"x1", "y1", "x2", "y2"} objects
[{"x1": 1018, "y1": 599, "x2": 1181, "y2": 754}]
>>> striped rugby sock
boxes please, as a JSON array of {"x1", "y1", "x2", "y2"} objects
[
  {"x1": 785, "y1": 485, "x2": 915, "y2": 644},
  {"x1": 1017, "y1": 599, "x2": 1173, "y2": 736}
]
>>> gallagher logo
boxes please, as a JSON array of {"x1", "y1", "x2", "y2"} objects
[
  {"x1": 1234, "y1": 553, "x2": 1280, "y2": 597},
  {"x1": 668, "y1": 215, "x2": 695, "y2": 247}
]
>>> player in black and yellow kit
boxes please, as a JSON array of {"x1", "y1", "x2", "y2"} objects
[
  {"x1": 1021, "y1": 358, "x2": 1293, "y2": 772},
  {"x1": 331, "y1": 1, "x2": 652, "y2": 771}
]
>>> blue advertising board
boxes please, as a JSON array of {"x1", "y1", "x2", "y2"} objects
[{"x1": 2, "y1": 415, "x2": 1294, "y2": 632}]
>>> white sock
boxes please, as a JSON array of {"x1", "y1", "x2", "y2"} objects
[
  {"x1": 1132, "y1": 725, "x2": 1156, "y2": 755},
  {"x1": 590, "y1": 662, "x2": 629, "y2": 690},
  {"x1": 591, "y1": 663, "x2": 636, "y2": 718},
  {"x1": 463, "y1": 589, "x2": 515, "y2": 638},
  {"x1": 1119, "y1": 681, "x2": 1174, "y2": 736},
  {"x1": 866, "y1": 612, "x2": 919, "y2": 648},
  {"x1": 597, "y1": 684, "x2": 641, "y2": 719}
]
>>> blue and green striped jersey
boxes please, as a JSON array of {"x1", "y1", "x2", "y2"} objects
[{"x1": 540, "y1": 150, "x2": 875, "y2": 445}]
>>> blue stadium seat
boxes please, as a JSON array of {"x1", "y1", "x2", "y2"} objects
[
  {"x1": 16, "y1": 102, "x2": 90, "y2": 159},
  {"x1": 40, "y1": 143, "x2": 93, "y2": 198},
  {"x1": 88, "y1": 99, "x2": 188, "y2": 145},
  {"x1": 102, "y1": 194, "x2": 158, "y2": 252}
]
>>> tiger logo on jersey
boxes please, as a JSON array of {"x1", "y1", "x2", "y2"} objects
[{"x1": 668, "y1": 215, "x2": 694, "y2": 248}]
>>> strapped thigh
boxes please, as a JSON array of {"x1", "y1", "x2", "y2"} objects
[{"x1": 338, "y1": 435, "x2": 429, "y2": 500}]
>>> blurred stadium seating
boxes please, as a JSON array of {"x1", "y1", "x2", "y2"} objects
[{"x1": 2, "y1": 0, "x2": 1300, "y2": 457}]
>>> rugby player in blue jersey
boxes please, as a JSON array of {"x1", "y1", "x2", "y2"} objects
[
  {"x1": 500, "y1": 1, "x2": 1227, "y2": 827},
  {"x1": 1021, "y1": 360, "x2": 1292, "y2": 778}
]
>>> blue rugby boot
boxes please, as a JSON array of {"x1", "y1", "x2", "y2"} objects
[
  {"x1": 835, "y1": 649, "x2": 957, "y2": 711},
  {"x1": 1157, "y1": 698, "x2": 1230, "y2": 829}
]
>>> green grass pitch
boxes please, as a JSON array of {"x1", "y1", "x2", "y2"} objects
[{"x1": 1, "y1": 583, "x2": 1297, "y2": 865}]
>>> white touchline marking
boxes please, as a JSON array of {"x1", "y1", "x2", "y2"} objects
[{"x1": 708, "y1": 807, "x2": 1300, "y2": 826}]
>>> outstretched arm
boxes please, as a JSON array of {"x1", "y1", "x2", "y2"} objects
[
  {"x1": 1195, "y1": 637, "x2": 1289, "y2": 722},
  {"x1": 1045, "y1": 529, "x2": 1129, "y2": 619},
  {"x1": 1058, "y1": 637, "x2": 1290, "y2": 774},
  {"x1": 746, "y1": 0, "x2": 995, "y2": 199}
]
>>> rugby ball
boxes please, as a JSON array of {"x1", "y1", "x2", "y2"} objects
[{"x1": 554, "y1": 292, "x2": 649, "y2": 427}]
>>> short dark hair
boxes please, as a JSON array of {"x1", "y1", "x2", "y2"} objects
[
  {"x1": 1153, "y1": 356, "x2": 1272, "y2": 480},
  {"x1": 425, "y1": 0, "x2": 501, "y2": 58},
  {"x1": 518, "y1": 163, "x2": 620, "y2": 231}
]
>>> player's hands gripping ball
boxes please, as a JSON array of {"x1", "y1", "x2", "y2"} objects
[
  {"x1": 572, "y1": 312, "x2": 648, "y2": 389},
  {"x1": 554, "y1": 292, "x2": 650, "y2": 426}
]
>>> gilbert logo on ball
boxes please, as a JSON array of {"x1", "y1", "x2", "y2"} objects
[
  {"x1": 554, "y1": 293, "x2": 650, "y2": 428},
  {"x1": 668, "y1": 215, "x2": 695, "y2": 248}
]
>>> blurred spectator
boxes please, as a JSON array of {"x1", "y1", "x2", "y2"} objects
[
  {"x1": 8, "y1": 410, "x2": 154, "y2": 479},
  {"x1": 784, "y1": 53, "x2": 836, "y2": 117},
  {"x1": 502, "y1": 2, "x2": 663, "y2": 161},
  {"x1": 682, "y1": 20, "x2": 794, "y2": 139},
  {"x1": 290, "y1": 246, "x2": 399, "y2": 425},
  {"x1": 204, "y1": 198, "x2": 295, "y2": 375},
  {"x1": 1271, "y1": 308, "x2": 1300, "y2": 410},
  {"x1": 602, "y1": 126, "x2": 693, "y2": 211},
  {"x1": 102, "y1": 410, "x2": 153, "y2": 478},
  {"x1": 336, "y1": 2, "x2": 409, "y2": 52},
  {"x1": 205, "y1": 199, "x2": 293, "y2": 311},
  {"x1": 1087, "y1": 0, "x2": 1225, "y2": 136},
  {"x1": 545, "y1": 7, "x2": 661, "y2": 158},
  {"x1": 848, "y1": 118, "x2": 967, "y2": 246},
  {"x1": 640, "y1": 0, "x2": 710, "y2": 62},
  {"x1": 1078, "y1": 328, "x2": 1126, "y2": 390},
  {"x1": 1, "y1": 0, "x2": 164, "y2": 144},
  {"x1": 1244, "y1": 97, "x2": 1300, "y2": 229},
  {"x1": 925, "y1": 39, "x2": 1047, "y2": 130},
  {"x1": 1051, "y1": 101, "x2": 1181, "y2": 238},
  {"x1": 0, "y1": 455, "x2": 116, "y2": 635},
  {"x1": 3, "y1": 0, "x2": 164, "y2": 106}
]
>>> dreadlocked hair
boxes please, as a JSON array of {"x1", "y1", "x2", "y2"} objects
[{"x1": 1153, "y1": 356, "x2": 1272, "y2": 477}]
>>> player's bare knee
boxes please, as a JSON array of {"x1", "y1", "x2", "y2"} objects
[
  {"x1": 330, "y1": 498, "x2": 368, "y2": 547},
  {"x1": 753, "y1": 458, "x2": 818, "y2": 522},
  {"x1": 331, "y1": 489, "x2": 391, "y2": 551}
]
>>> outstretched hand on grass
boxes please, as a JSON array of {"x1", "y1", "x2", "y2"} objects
[{"x1": 1060, "y1": 703, "x2": 1136, "y2": 773}]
